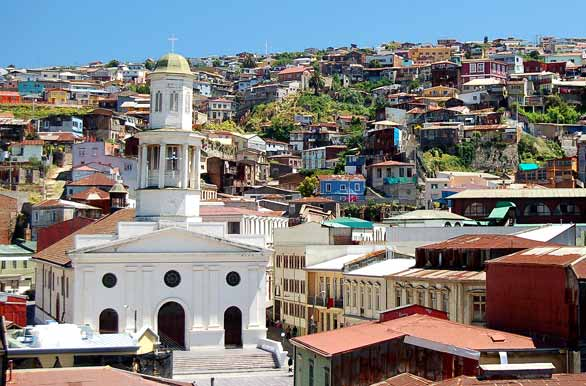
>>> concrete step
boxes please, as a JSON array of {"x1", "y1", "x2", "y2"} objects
[{"x1": 172, "y1": 349, "x2": 278, "y2": 376}]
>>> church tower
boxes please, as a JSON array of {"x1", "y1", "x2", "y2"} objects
[{"x1": 135, "y1": 53, "x2": 203, "y2": 222}]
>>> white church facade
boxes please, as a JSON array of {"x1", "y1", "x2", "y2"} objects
[{"x1": 34, "y1": 53, "x2": 273, "y2": 350}]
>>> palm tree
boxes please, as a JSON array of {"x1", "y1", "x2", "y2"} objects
[{"x1": 308, "y1": 66, "x2": 324, "y2": 96}]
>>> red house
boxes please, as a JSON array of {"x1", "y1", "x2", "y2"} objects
[
  {"x1": 277, "y1": 66, "x2": 311, "y2": 82},
  {"x1": 461, "y1": 59, "x2": 507, "y2": 83},
  {"x1": 0, "y1": 91, "x2": 21, "y2": 104},
  {"x1": 0, "y1": 293, "x2": 27, "y2": 327}
]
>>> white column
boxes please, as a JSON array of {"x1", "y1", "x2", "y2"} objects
[
  {"x1": 192, "y1": 265, "x2": 205, "y2": 328},
  {"x1": 140, "y1": 144, "x2": 148, "y2": 188},
  {"x1": 181, "y1": 144, "x2": 189, "y2": 188},
  {"x1": 194, "y1": 146, "x2": 201, "y2": 190},
  {"x1": 141, "y1": 267, "x2": 153, "y2": 327},
  {"x1": 124, "y1": 266, "x2": 137, "y2": 333},
  {"x1": 158, "y1": 144, "x2": 166, "y2": 189},
  {"x1": 208, "y1": 266, "x2": 220, "y2": 328},
  {"x1": 248, "y1": 266, "x2": 260, "y2": 328}
]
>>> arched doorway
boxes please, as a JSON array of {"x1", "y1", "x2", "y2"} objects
[
  {"x1": 157, "y1": 302, "x2": 185, "y2": 349},
  {"x1": 224, "y1": 306, "x2": 242, "y2": 348},
  {"x1": 99, "y1": 308, "x2": 118, "y2": 334}
]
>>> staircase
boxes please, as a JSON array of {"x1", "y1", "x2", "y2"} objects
[{"x1": 172, "y1": 348, "x2": 279, "y2": 376}]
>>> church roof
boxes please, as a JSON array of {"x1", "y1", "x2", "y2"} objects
[
  {"x1": 153, "y1": 53, "x2": 192, "y2": 76},
  {"x1": 33, "y1": 208, "x2": 135, "y2": 267}
]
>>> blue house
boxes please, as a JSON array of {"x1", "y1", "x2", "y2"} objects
[
  {"x1": 344, "y1": 155, "x2": 366, "y2": 175},
  {"x1": 318, "y1": 175, "x2": 366, "y2": 202},
  {"x1": 18, "y1": 81, "x2": 45, "y2": 97}
]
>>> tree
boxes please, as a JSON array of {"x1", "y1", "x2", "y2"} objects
[
  {"x1": 106, "y1": 59, "x2": 120, "y2": 68},
  {"x1": 529, "y1": 50, "x2": 541, "y2": 60},
  {"x1": 369, "y1": 59, "x2": 382, "y2": 68},
  {"x1": 129, "y1": 84, "x2": 150, "y2": 94},
  {"x1": 212, "y1": 59, "x2": 222, "y2": 67},
  {"x1": 144, "y1": 58, "x2": 156, "y2": 71},
  {"x1": 242, "y1": 55, "x2": 256, "y2": 68},
  {"x1": 298, "y1": 176, "x2": 319, "y2": 197},
  {"x1": 408, "y1": 78, "x2": 421, "y2": 92},
  {"x1": 308, "y1": 66, "x2": 325, "y2": 96}
]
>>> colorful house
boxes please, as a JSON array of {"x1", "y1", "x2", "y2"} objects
[
  {"x1": 0, "y1": 91, "x2": 21, "y2": 104},
  {"x1": 45, "y1": 88, "x2": 69, "y2": 105},
  {"x1": 318, "y1": 174, "x2": 366, "y2": 202},
  {"x1": 17, "y1": 81, "x2": 45, "y2": 97}
]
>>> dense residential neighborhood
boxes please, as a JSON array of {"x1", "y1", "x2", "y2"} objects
[{"x1": 3, "y1": 28, "x2": 586, "y2": 386}]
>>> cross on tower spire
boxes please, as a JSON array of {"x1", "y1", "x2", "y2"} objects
[{"x1": 168, "y1": 35, "x2": 178, "y2": 53}]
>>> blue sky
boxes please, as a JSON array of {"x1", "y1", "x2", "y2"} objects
[{"x1": 3, "y1": 0, "x2": 585, "y2": 68}]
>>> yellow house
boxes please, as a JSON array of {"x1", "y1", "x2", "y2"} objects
[
  {"x1": 46, "y1": 89, "x2": 69, "y2": 105},
  {"x1": 421, "y1": 86, "x2": 459, "y2": 98},
  {"x1": 409, "y1": 47, "x2": 452, "y2": 64}
]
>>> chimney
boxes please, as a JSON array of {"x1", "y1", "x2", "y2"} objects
[
  {"x1": 479, "y1": 363, "x2": 555, "y2": 380},
  {"x1": 24, "y1": 226, "x2": 32, "y2": 241}
]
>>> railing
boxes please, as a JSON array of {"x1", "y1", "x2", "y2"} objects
[
  {"x1": 164, "y1": 171, "x2": 180, "y2": 188},
  {"x1": 158, "y1": 331, "x2": 185, "y2": 351}
]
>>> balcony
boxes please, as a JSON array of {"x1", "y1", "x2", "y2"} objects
[
  {"x1": 312, "y1": 295, "x2": 344, "y2": 309},
  {"x1": 384, "y1": 176, "x2": 417, "y2": 185}
]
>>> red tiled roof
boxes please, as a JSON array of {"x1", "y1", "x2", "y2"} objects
[
  {"x1": 292, "y1": 314, "x2": 535, "y2": 357},
  {"x1": 66, "y1": 173, "x2": 118, "y2": 187},
  {"x1": 374, "y1": 373, "x2": 433, "y2": 386},
  {"x1": 419, "y1": 234, "x2": 561, "y2": 251},
  {"x1": 70, "y1": 187, "x2": 110, "y2": 201},
  {"x1": 16, "y1": 139, "x2": 44, "y2": 146},
  {"x1": 33, "y1": 208, "x2": 135, "y2": 266},
  {"x1": 11, "y1": 366, "x2": 192, "y2": 386},
  {"x1": 290, "y1": 196, "x2": 335, "y2": 204},
  {"x1": 317, "y1": 174, "x2": 365, "y2": 181},
  {"x1": 73, "y1": 165, "x2": 99, "y2": 171},
  {"x1": 278, "y1": 66, "x2": 309, "y2": 75},
  {"x1": 367, "y1": 160, "x2": 415, "y2": 168},
  {"x1": 488, "y1": 246, "x2": 586, "y2": 267},
  {"x1": 0, "y1": 91, "x2": 20, "y2": 97},
  {"x1": 431, "y1": 373, "x2": 586, "y2": 386}
]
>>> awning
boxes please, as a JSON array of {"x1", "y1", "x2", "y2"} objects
[{"x1": 487, "y1": 206, "x2": 511, "y2": 220}]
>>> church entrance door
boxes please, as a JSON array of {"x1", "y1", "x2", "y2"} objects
[
  {"x1": 157, "y1": 302, "x2": 185, "y2": 350},
  {"x1": 224, "y1": 306, "x2": 242, "y2": 348}
]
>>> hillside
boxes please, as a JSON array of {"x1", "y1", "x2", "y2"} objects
[{"x1": 0, "y1": 104, "x2": 93, "y2": 120}]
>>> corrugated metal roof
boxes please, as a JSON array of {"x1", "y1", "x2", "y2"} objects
[
  {"x1": 305, "y1": 253, "x2": 365, "y2": 271},
  {"x1": 488, "y1": 247, "x2": 586, "y2": 267},
  {"x1": 418, "y1": 234, "x2": 558, "y2": 251},
  {"x1": 388, "y1": 268, "x2": 486, "y2": 281},
  {"x1": 345, "y1": 258, "x2": 415, "y2": 277},
  {"x1": 449, "y1": 188, "x2": 586, "y2": 199}
]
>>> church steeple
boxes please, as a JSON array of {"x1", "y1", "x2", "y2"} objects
[{"x1": 134, "y1": 52, "x2": 203, "y2": 222}]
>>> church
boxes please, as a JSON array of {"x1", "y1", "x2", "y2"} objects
[{"x1": 48, "y1": 53, "x2": 272, "y2": 349}]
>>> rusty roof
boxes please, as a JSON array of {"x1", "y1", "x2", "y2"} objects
[
  {"x1": 290, "y1": 196, "x2": 335, "y2": 203},
  {"x1": 367, "y1": 160, "x2": 415, "y2": 168},
  {"x1": 418, "y1": 234, "x2": 560, "y2": 251},
  {"x1": 387, "y1": 268, "x2": 486, "y2": 282},
  {"x1": 11, "y1": 366, "x2": 192, "y2": 386},
  {"x1": 33, "y1": 208, "x2": 135, "y2": 266},
  {"x1": 317, "y1": 174, "x2": 365, "y2": 181},
  {"x1": 70, "y1": 187, "x2": 110, "y2": 201},
  {"x1": 488, "y1": 247, "x2": 586, "y2": 267},
  {"x1": 373, "y1": 373, "x2": 433, "y2": 386},
  {"x1": 16, "y1": 139, "x2": 44, "y2": 146},
  {"x1": 278, "y1": 66, "x2": 309, "y2": 75},
  {"x1": 431, "y1": 373, "x2": 586, "y2": 386},
  {"x1": 66, "y1": 173, "x2": 118, "y2": 187},
  {"x1": 292, "y1": 313, "x2": 535, "y2": 357}
]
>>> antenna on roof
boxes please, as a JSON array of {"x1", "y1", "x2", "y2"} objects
[{"x1": 168, "y1": 34, "x2": 178, "y2": 53}]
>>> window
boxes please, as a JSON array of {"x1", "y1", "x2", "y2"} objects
[
  {"x1": 395, "y1": 287, "x2": 402, "y2": 307},
  {"x1": 352, "y1": 285, "x2": 357, "y2": 307},
  {"x1": 325, "y1": 183, "x2": 331, "y2": 193},
  {"x1": 431, "y1": 184, "x2": 438, "y2": 189},
  {"x1": 1, "y1": 261, "x2": 6, "y2": 269},
  {"x1": 470, "y1": 63, "x2": 477, "y2": 73},
  {"x1": 477, "y1": 63, "x2": 484, "y2": 73},
  {"x1": 406, "y1": 288, "x2": 413, "y2": 305},
  {"x1": 169, "y1": 91, "x2": 179, "y2": 112},
  {"x1": 407, "y1": 168, "x2": 413, "y2": 178},
  {"x1": 377, "y1": 168, "x2": 382, "y2": 178},
  {"x1": 102, "y1": 273, "x2": 117, "y2": 288},
  {"x1": 375, "y1": 287, "x2": 380, "y2": 311},
  {"x1": 554, "y1": 203, "x2": 580, "y2": 216},
  {"x1": 386, "y1": 168, "x2": 392, "y2": 177},
  {"x1": 417, "y1": 290, "x2": 425, "y2": 306},
  {"x1": 340, "y1": 184, "x2": 346, "y2": 192},
  {"x1": 155, "y1": 91, "x2": 162, "y2": 112},
  {"x1": 227, "y1": 222, "x2": 240, "y2": 234},
  {"x1": 399, "y1": 168, "x2": 405, "y2": 177},
  {"x1": 166, "y1": 145, "x2": 179, "y2": 171},
  {"x1": 324, "y1": 367, "x2": 330, "y2": 386},
  {"x1": 524, "y1": 202, "x2": 550, "y2": 217},
  {"x1": 12, "y1": 261, "x2": 17, "y2": 269},
  {"x1": 185, "y1": 93, "x2": 191, "y2": 113},
  {"x1": 464, "y1": 202, "x2": 486, "y2": 217},
  {"x1": 226, "y1": 271, "x2": 241, "y2": 287},
  {"x1": 442, "y1": 292, "x2": 449, "y2": 313},
  {"x1": 23, "y1": 260, "x2": 27, "y2": 269},
  {"x1": 472, "y1": 295, "x2": 486, "y2": 322},
  {"x1": 430, "y1": 291, "x2": 437, "y2": 310},
  {"x1": 164, "y1": 270, "x2": 181, "y2": 287},
  {"x1": 309, "y1": 359, "x2": 314, "y2": 386},
  {"x1": 367, "y1": 286, "x2": 372, "y2": 309}
]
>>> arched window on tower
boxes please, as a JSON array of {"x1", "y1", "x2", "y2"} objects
[
  {"x1": 185, "y1": 92, "x2": 191, "y2": 113},
  {"x1": 169, "y1": 91, "x2": 179, "y2": 112},
  {"x1": 155, "y1": 91, "x2": 162, "y2": 112}
]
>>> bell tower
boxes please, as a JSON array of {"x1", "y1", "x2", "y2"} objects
[{"x1": 135, "y1": 53, "x2": 203, "y2": 222}]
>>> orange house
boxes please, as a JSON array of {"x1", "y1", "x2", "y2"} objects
[{"x1": 0, "y1": 91, "x2": 21, "y2": 104}]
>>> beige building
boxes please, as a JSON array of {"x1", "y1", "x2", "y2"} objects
[
  {"x1": 386, "y1": 268, "x2": 486, "y2": 325},
  {"x1": 343, "y1": 256, "x2": 415, "y2": 326},
  {"x1": 409, "y1": 47, "x2": 452, "y2": 64},
  {"x1": 272, "y1": 222, "x2": 384, "y2": 336}
]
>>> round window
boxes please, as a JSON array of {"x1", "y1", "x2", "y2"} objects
[
  {"x1": 102, "y1": 273, "x2": 117, "y2": 288},
  {"x1": 226, "y1": 271, "x2": 241, "y2": 287},
  {"x1": 164, "y1": 270, "x2": 181, "y2": 288}
]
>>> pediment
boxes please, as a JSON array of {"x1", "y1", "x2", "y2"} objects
[{"x1": 77, "y1": 227, "x2": 264, "y2": 255}]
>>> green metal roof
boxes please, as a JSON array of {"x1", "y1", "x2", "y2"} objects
[
  {"x1": 495, "y1": 201, "x2": 516, "y2": 208},
  {"x1": 487, "y1": 206, "x2": 511, "y2": 220},
  {"x1": 322, "y1": 217, "x2": 374, "y2": 229},
  {"x1": 0, "y1": 243, "x2": 35, "y2": 256},
  {"x1": 519, "y1": 163, "x2": 539, "y2": 171}
]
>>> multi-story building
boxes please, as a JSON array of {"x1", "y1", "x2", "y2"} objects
[
  {"x1": 409, "y1": 46, "x2": 452, "y2": 64},
  {"x1": 489, "y1": 52, "x2": 524, "y2": 74},
  {"x1": 431, "y1": 61, "x2": 461, "y2": 88},
  {"x1": 516, "y1": 157, "x2": 577, "y2": 188},
  {"x1": 366, "y1": 160, "x2": 417, "y2": 204},
  {"x1": 461, "y1": 59, "x2": 507, "y2": 82},
  {"x1": 30, "y1": 199, "x2": 102, "y2": 240},
  {"x1": 207, "y1": 98, "x2": 234, "y2": 122},
  {"x1": 301, "y1": 145, "x2": 347, "y2": 170},
  {"x1": 387, "y1": 234, "x2": 560, "y2": 326},
  {"x1": 318, "y1": 174, "x2": 366, "y2": 203},
  {"x1": 39, "y1": 115, "x2": 83, "y2": 135},
  {"x1": 510, "y1": 72, "x2": 555, "y2": 95},
  {"x1": 419, "y1": 123, "x2": 463, "y2": 152}
]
